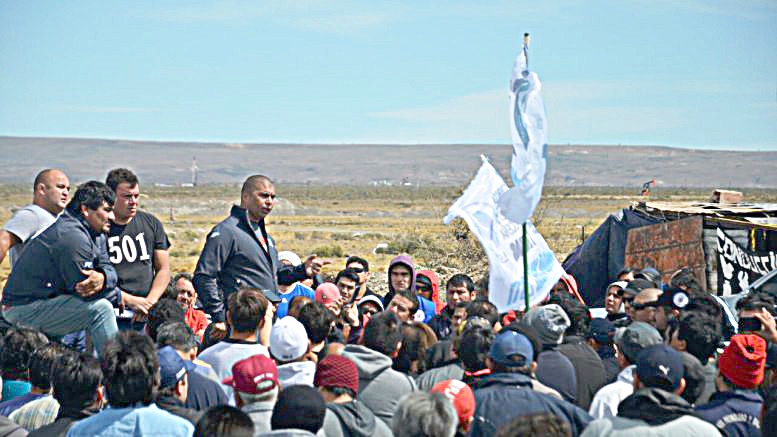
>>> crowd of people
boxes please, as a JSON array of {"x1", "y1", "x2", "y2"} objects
[{"x1": 0, "y1": 168, "x2": 776, "y2": 436}]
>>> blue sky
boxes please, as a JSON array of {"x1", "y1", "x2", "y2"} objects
[{"x1": 1, "y1": 0, "x2": 775, "y2": 150}]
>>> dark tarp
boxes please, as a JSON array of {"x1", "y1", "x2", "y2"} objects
[{"x1": 562, "y1": 208, "x2": 662, "y2": 307}]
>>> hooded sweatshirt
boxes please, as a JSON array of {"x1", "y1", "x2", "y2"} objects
[
  {"x1": 416, "y1": 270, "x2": 443, "y2": 315},
  {"x1": 277, "y1": 361, "x2": 316, "y2": 388},
  {"x1": 319, "y1": 400, "x2": 393, "y2": 437},
  {"x1": 342, "y1": 344, "x2": 416, "y2": 426},
  {"x1": 383, "y1": 256, "x2": 436, "y2": 323},
  {"x1": 559, "y1": 273, "x2": 586, "y2": 305}
]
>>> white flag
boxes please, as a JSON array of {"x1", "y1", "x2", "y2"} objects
[
  {"x1": 444, "y1": 157, "x2": 563, "y2": 312},
  {"x1": 498, "y1": 42, "x2": 549, "y2": 225}
]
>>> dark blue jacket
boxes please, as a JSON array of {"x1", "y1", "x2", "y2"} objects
[
  {"x1": 193, "y1": 205, "x2": 305, "y2": 323},
  {"x1": 695, "y1": 389, "x2": 763, "y2": 437},
  {"x1": 470, "y1": 372, "x2": 592, "y2": 437},
  {"x1": 2, "y1": 209, "x2": 118, "y2": 306}
]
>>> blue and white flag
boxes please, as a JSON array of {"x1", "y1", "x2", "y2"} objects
[
  {"x1": 498, "y1": 41, "x2": 548, "y2": 225},
  {"x1": 444, "y1": 157, "x2": 563, "y2": 312}
]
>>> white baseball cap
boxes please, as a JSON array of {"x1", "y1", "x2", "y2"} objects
[{"x1": 270, "y1": 316, "x2": 308, "y2": 362}]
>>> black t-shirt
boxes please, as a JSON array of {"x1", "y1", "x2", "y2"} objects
[{"x1": 108, "y1": 210, "x2": 170, "y2": 296}]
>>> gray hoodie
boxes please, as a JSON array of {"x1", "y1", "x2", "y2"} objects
[
  {"x1": 342, "y1": 344, "x2": 416, "y2": 426},
  {"x1": 318, "y1": 401, "x2": 393, "y2": 437}
]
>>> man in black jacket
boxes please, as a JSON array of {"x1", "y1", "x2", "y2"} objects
[
  {"x1": 470, "y1": 330, "x2": 592, "y2": 437},
  {"x1": 193, "y1": 175, "x2": 325, "y2": 333},
  {"x1": 2, "y1": 181, "x2": 119, "y2": 353}
]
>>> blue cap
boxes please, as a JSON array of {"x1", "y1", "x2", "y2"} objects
[
  {"x1": 636, "y1": 344, "x2": 684, "y2": 390},
  {"x1": 489, "y1": 330, "x2": 533, "y2": 367},
  {"x1": 588, "y1": 318, "x2": 615, "y2": 344},
  {"x1": 158, "y1": 345, "x2": 196, "y2": 389}
]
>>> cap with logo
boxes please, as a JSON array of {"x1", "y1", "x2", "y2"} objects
[{"x1": 223, "y1": 354, "x2": 279, "y2": 395}]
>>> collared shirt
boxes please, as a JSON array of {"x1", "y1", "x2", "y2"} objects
[
  {"x1": 588, "y1": 365, "x2": 635, "y2": 419},
  {"x1": 9, "y1": 394, "x2": 59, "y2": 431},
  {"x1": 66, "y1": 403, "x2": 193, "y2": 437}
]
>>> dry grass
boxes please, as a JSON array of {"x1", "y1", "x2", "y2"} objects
[{"x1": 2, "y1": 184, "x2": 775, "y2": 296}]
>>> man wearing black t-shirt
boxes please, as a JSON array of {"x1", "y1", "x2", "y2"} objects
[{"x1": 105, "y1": 168, "x2": 171, "y2": 327}]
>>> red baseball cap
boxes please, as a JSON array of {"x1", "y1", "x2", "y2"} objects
[
  {"x1": 315, "y1": 283, "x2": 341, "y2": 305},
  {"x1": 430, "y1": 379, "x2": 475, "y2": 428},
  {"x1": 222, "y1": 354, "x2": 279, "y2": 395}
]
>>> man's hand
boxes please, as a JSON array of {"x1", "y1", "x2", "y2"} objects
[
  {"x1": 211, "y1": 322, "x2": 228, "y2": 335},
  {"x1": 123, "y1": 293, "x2": 154, "y2": 316},
  {"x1": 303, "y1": 254, "x2": 331, "y2": 278},
  {"x1": 75, "y1": 269, "x2": 105, "y2": 298},
  {"x1": 754, "y1": 308, "x2": 777, "y2": 343},
  {"x1": 344, "y1": 304, "x2": 359, "y2": 327}
]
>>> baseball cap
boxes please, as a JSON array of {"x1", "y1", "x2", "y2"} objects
[
  {"x1": 615, "y1": 321, "x2": 663, "y2": 363},
  {"x1": 657, "y1": 286, "x2": 690, "y2": 310},
  {"x1": 315, "y1": 283, "x2": 341, "y2": 305},
  {"x1": 278, "y1": 251, "x2": 302, "y2": 267},
  {"x1": 636, "y1": 344, "x2": 684, "y2": 391},
  {"x1": 356, "y1": 295, "x2": 384, "y2": 311},
  {"x1": 430, "y1": 379, "x2": 475, "y2": 429},
  {"x1": 588, "y1": 318, "x2": 615, "y2": 344},
  {"x1": 157, "y1": 345, "x2": 196, "y2": 389},
  {"x1": 521, "y1": 304, "x2": 570, "y2": 346},
  {"x1": 623, "y1": 278, "x2": 655, "y2": 298},
  {"x1": 314, "y1": 355, "x2": 359, "y2": 395},
  {"x1": 718, "y1": 334, "x2": 767, "y2": 389},
  {"x1": 270, "y1": 316, "x2": 309, "y2": 362},
  {"x1": 607, "y1": 281, "x2": 629, "y2": 296},
  {"x1": 489, "y1": 330, "x2": 533, "y2": 367},
  {"x1": 223, "y1": 354, "x2": 279, "y2": 395}
]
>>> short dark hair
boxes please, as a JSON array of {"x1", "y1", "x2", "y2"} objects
[
  {"x1": 51, "y1": 350, "x2": 103, "y2": 411},
  {"x1": 394, "y1": 288, "x2": 419, "y2": 314},
  {"x1": 458, "y1": 324, "x2": 494, "y2": 372},
  {"x1": 194, "y1": 405, "x2": 254, "y2": 437},
  {"x1": 393, "y1": 322, "x2": 437, "y2": 375},
  {"x1": 345, "y1": 256, "x2": 369, "y2": 271},
  {"x1": 297, "y1": 302, "x2": 334, "y2": 344},
  {"x1": 495, "y1": 413, "x2": 572, "y2": 437},
  {"x1": 548, "y1": 293, "x2": 590, "y2": 337},
  {"x1": 241, "y1": 175, "x2": 273, "y2": 196},
  {"x1": 447, "y1": 273, "x2": 475, "y2": 292},
  {"x1": 228, "y1": 288, "x2": 269, "y2": 333},
  {"x1": 335, "y1": 269, "x2": 360, "y2": 285},
  {"x1": 166, "y1": 273, "x2": 194, "y2": 300},
  {"x1": 271, "y1": 385, "x2": 326, "y2": 433},
  {"x1": 362, "y1": 311, "x2": 403, "y2": 356},
  {"x1": 466, "y1": 300, "x2": 499, "y2": 328},
  {"x1": 670, "y1": 268, "x2": 705, "y2": 296},
  {"x1": 105, "y1": 168, "x2": 139, "y2": 191},
  {"x1": 1, "y1": 326, "x2": 49, "y2": 381},
  {"x1": 101, "y1": 331, "x2": 159, "y2": 408},
  {"x1": 737, "y1": 292, "x2": 776, "y2": 315},
  {"x1": 157, "y1": 322, "x2": 198, "y2": 352},
  {"x1": 29, "y1": 343, "x2": 62, "y2": 390},
  {"x1": 33, "y1": 169, "x2": 59, "y2": 190},
  {"x1": 147, "y1": 298, "x2": 186, "y2": 341},
  {"x1": 66, "y1": 181, "x2": 115, "y2": 214},
  {"x1": 676, "y1": 312, "x2": 721, "y2": 364},
  {"x1": 322, "y1": 386, "x2": 357, "y2": 399}
]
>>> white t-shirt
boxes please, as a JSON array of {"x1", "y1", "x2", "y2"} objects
[
  {"x1": 3, "y1": 204, "x2": 57, "y2": 267},
  {"x1": 197, "y1": 340, "x2": 269, "y2": 405}
]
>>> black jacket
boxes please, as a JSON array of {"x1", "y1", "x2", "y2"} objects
[
  {"x1": 557, "y1": 336, "x2": 607, "y2": 410},
  {"x1": 470, "y1": 372, "x2": 592, "y2": 437},
  {"x1": 3, "y1": 209, "x2": 118, "y2": 306},
  {"x1": 695, "y1": 389, "x2": 763, "y2": 437},
  {"x1": 618, "y1": 387, "x2": 700, "y2": 425},
  {"x1": 193, "y1": 205, "x2": 305, "y2": 322}
]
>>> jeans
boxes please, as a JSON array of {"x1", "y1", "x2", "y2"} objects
[{"x1": 4, "y1": 295, "x2": 118, "y2": 354}]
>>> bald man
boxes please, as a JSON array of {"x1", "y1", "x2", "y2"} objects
[
  {"x1": 193, "y1": 175, "x2": 326, "y2": 335},
  {"x1": 631, "y1": 288, "x2": 663, "y2": 328},
  {"x1": 0, "y1": 169, "x2": 70, "y2": 267}
]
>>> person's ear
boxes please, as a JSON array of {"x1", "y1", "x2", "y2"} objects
[
  {"x1": 633, "y1": 373, "x2": 642, "y2": 391},
  {"x1": 530, "y1": 361, "x2": 538, "y2": 374},
  {"x1": 176, "y1": 378, "x2": 186, "y2": 398},
  {"x1": 674, "y1": 377, "x2": 687, "y2": 396},
  {"x1": 96, "y1": 385, "x2": 105, "y2": 405}
]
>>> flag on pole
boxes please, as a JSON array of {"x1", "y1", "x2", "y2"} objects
[
  {"x1": 498, "y1": 37, "x2": 549, "y2": 225},
  {"x1": 444, "y1": 156, "x2": 563, "y2": 312}
]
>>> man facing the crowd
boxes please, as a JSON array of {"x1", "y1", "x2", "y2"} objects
[
  {"x1": 193, "y1": 174, "x2": 324, "y2": 331},
  {"x1": 430, "y1": 274, "x2": 476, "y2": 340},
  {"x1": 2, "y1": 181, "x2": 119, "y2": 353},
  {"x1": 105, "y1": 168, "x2": 171, "y2": 327}
]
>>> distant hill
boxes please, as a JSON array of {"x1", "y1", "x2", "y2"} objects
[{"x1": 1, "y1": 136, "x2": 774, "y2": 188}]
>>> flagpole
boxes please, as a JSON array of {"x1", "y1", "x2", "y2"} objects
[{"x1": 522, "y1": 32, "x2": 531, "y2": 312}]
